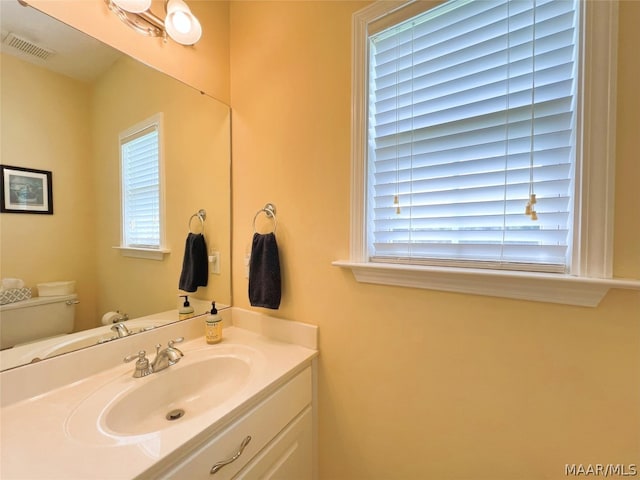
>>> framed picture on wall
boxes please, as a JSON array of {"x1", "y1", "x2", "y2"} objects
[{"x1": 0, "y1": 165, "x2": 53, "y2": 214}]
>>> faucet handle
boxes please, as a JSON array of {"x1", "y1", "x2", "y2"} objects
[
  {"x1": 124, "y1": 350, "x2": 153, "y2": 378},
  {"x1": 124, "y1": 350, "x2": 147, "y2": 363},
  {"x1": 168, "y1": 337, "x2": 184, "y2": 359}
]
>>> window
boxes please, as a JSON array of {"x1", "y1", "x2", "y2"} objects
[
  {"x1": 368, "y1": 0, "x2": 578, "y2": 273},
  {"x1": 117, "y1": 113, "x2": 169, "y2": 260},
  {"x1": 335, "y1": 0, "x2": 640, "y2": 306}
]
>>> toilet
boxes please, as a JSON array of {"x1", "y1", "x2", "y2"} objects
[{"x1": 0, "y1": 294, "x2": 77, "y2": 350}]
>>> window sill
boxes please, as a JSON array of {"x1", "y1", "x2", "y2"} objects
[
  {"x1": 332, "y1": 261, "x2": 640, "y2": 307},
  {"x1": 113, "y1": 246, "x2": 170, "y2": 261}
]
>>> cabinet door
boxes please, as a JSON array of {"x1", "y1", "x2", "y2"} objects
[{"x1": 233, "y1": 406, "x2": 313, "y2": 480}]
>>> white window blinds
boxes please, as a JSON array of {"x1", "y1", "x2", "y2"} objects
[
  {"x1": 121, "y1": 121, "x2": 161, "y2": 249},
  {"x1": 367, "y1": 0, "x2": 580, "y2": 272}
]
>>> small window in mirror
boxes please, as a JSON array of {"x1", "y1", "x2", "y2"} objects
[{"x1": 118, "y1": 113, "x2": 168, "y2": 259}]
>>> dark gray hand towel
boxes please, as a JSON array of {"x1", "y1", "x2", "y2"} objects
[
  {"x1": 178, "y1": 233, "x2": 208, "y2": 293},
  {"x1": 249, "y1": 232, "x2": 281, "y2": 309}
]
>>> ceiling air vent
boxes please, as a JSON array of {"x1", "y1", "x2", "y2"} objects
[{"x1": 3, "y1": 33, "x2": 55, "y2": 60}]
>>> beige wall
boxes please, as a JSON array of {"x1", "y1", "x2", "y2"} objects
[
  {"x1": 230, "y1": 2, "x2": 640, "y2": 479},
  {"x1": 0, "y1": 53, "x2": 98, "y2": 331},
  {"x1": 91, "y1": 55, "x2": 231, "y2": 319}
]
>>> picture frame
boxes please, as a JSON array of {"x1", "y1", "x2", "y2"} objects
[{"x1": 0, "y1": 165, "x2": 53, "y2": 215}]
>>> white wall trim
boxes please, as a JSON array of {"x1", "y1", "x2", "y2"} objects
[
  {"x1": 113, "y1": 246, "x2": 170, "y2": 260},
  {"x1": 350, "y1": 4, "x2": 370, "y2": 262},
  {"x1": 333, "y1": 261, "x2": 640, "y2": 307},
  {"x1": 576, "y1": 0, "x2": 619, "y2": 278}
]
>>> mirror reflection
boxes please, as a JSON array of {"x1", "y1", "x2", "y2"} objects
[{"x1": 0, "y1": 2, "x2": 231, "y2": 371}]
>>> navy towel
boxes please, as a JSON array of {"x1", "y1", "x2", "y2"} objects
[
  {"x1": 249, "y1": 232, "x2": 281, "y2": 309},
  {"x1": 178, "y1": 233, "x2": 208, "y2": 293}
]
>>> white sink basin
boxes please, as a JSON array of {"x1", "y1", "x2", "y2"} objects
[
  {"x1": 65, "y1": 343, "x2": 263, "y2": 445},
  {"x1": 106, "y1": 355, "x2": 251, "y2": 436}
]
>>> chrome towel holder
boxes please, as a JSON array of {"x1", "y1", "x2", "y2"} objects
[
  {"x1": 188, "y1": 209, "x2": 206, "y2": 234},
  {"x1": 253, "y1": 203, "x2": 277, "y2": 234}
]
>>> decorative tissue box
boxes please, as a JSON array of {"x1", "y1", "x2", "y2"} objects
[{"x1": 0, "y1": 288, "x2": 32, "y2": 305}]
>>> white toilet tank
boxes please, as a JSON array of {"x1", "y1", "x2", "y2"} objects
[{"x1": 0, "y1": 294, "x2": 77, "y2": 350}]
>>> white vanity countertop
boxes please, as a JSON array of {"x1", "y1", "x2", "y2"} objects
[{"x1": 0, "y1": 316, "x2": 318, "y2": 479}]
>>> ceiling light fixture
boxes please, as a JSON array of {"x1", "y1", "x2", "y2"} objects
[{"x1": 105, "y1": 0, "x2": 202, "y2": 46}]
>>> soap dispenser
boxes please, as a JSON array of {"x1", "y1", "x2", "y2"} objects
[
  {"x1": 205, "y1": 301, "x2": 222, "y2": 344},
  {"x1": 179, "y1": 295, "x2": 195, "y2": 320}
]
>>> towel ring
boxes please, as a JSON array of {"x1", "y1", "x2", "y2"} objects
[
  {"x1": 188, "y1": 209, "x2": 206, "y2": 234},
  {"x1": 253, "y1": 203, "x2": 277, "y2": 234}
]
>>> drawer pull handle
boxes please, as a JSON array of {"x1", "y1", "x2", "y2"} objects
[{"x1": 210, "y1": 435, "x2": 252, "y2": 475}]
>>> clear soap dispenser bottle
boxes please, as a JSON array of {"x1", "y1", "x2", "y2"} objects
[
  {"x1": 205, "y1": 301, "x2": 222, "y2": 344},
  {"x1": 179, "y1": 295, "x2": 195, "y2": 320}
]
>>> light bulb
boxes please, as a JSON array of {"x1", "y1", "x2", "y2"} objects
[
  {"x1": 169, "y1": 11, "x2": 192, "y2": 34},
  {"x1": 164, "y1": 0, "x2": 202, "y2": 45}
]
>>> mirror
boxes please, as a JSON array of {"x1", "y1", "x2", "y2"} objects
[{"x1": 0, "y1": 2, "x2": 231, "y2": 370}]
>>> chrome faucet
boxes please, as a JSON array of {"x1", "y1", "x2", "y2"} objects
[
  {"x1": 111, "y1": 322, "x2": 131, "y2": 338},
  {"x1": 151, "y1": 337, "x2": 184, "y2": 372},
  {"x1": 123, "y1": 337, "x2": 184, "y2": 377}
]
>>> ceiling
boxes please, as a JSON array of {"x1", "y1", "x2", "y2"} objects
[{"x1": 0, "y1": 0, "x2": 122, "y2": 82}]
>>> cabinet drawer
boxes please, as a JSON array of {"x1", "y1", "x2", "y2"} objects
[
  {"x1": 158, "y1": 367, "x2": 312, "y2": 480},
  {"x1": 234, "y1": 406, "x2": 313, "y2": 480}
]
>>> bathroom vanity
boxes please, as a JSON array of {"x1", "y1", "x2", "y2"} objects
[{"x1": 0, "y1": 309, "x2": 318, "y2": 479}]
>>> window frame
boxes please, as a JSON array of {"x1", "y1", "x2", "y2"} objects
[
  {"x1": 334, "y1": 0, "x2": 640, "y2": 306},
  {"x1": 115, "y1": 113, "x2": 170, "y2": 261}
]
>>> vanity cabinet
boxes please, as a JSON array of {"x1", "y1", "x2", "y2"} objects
[{"x1": 148, "y1": 366, "x2": 314, "y2": 480}]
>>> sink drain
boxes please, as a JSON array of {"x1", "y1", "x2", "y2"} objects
[{"x1": 166, "y1": 408, "x2": 185, "y2": 421}]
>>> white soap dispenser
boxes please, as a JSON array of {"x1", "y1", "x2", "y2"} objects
[
  {"x1": 205, "y1": 301, "x2": 222, "y2": 344},
  {"x1": 179, "y1": 295, "x2": 195, "y2": 320}
]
